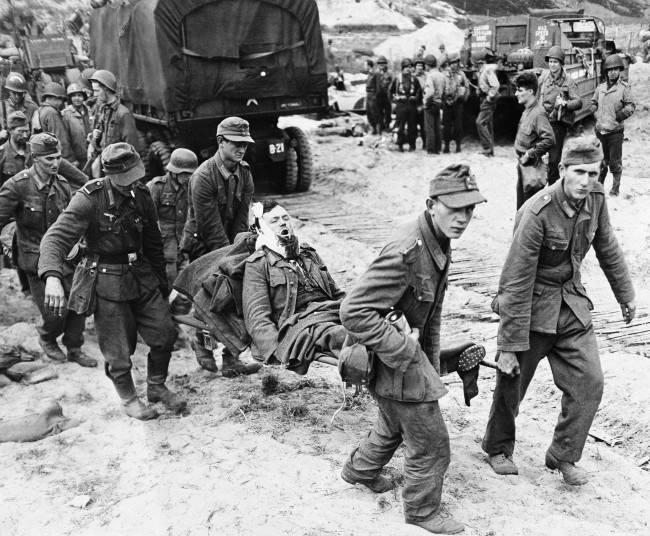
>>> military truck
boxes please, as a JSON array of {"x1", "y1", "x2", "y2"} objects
[
  {"x1": 464, "y1": 9, "x2": 615, "y2": 128},
  {"x1": 88, "y1": 0, "x2": 329, "y2": 193}
]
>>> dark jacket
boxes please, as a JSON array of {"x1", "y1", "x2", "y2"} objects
[
  {"x1": 0, "y1": 96, "x2": 38, "y2": 129},
  {"x1": 38, "y1": 178, "x2": 166, "y2": 300},
  {"x1": 35, "y1": 104, "x2": 75, "y2": 162},
  {"x1": 590, "y1": 79, "x2": 635, "y2": 134},
  {"x1": 181, "y1": 151, "x2": 254, "y2": 255},
  {"x1": 0, "y1": 167, "x2": 71, "y2": 274},
  {"x1": 514, "y1": 101, "x2": 555, "y2": 161},
  {"x1": 0, "y1": 140, "x2": 26, "y2": 186},
  {"x1": 92, "y1": 99, "x2": 141, "y2": 152},
  {"x1": 147, "y1": 173, "x2": 188, "y2": 263},
  {"x1": 243, "y1": 243, "x2": 344, "y2": 361},
  {"x1": 538, "y1": 68, "x2": 582, "y2": 125},
  {"x1": 389, "y1": 73, "x2": 423, "y2": 104},
  {"x1": 62, "y1": 104, "x2": 91, "y2": 166},
  {"x1": 340, "y1": 212, "x2": 449, "y2": 402},
  {"x1": 494, "y1": 180, "x2": 635, "y2": 352}
]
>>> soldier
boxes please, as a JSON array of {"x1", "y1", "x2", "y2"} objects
[
  {"x1": 538, "y1": 46, "x2": 582, "y2": 185},
  {"x1": 513, "y1": 72, "x2": 555, "y2": 209},
  {"x1": 441, "y1": 53, "x2": 469, "y2": 154},
  {"x1": 62, "y1": 83, "x2": 91, "y2": 170},
  {"x1": 365, "y1": 59, "x2": 381, "y2": 135},
  {"x1": 589, "y1": 54, "x2": 636, "y2": 196},
  {"x1": 32, "y1": 82, "x2": 76, "y2": 164},
  {"x1": 340, "y1": 164, "x2": 486, "y2": 535},
  {"x1": 0, "y1": 112, "x2": 30, "y2": 186},
  {"x1": 87, "y1": 70, "x2": 140, "y2": 177},
  {"x1": 0, "y1": 133, "x2": 94, "y2": 367},
  {"x1": 180, "y1": 116, "x2": 260, "y2": 376},
  {"x1": 375, "y1": 56, "x2": 393, "y2": 133},
  {"x1": 0, "y1": 73, "x2": 38, "y2": 141},
  {"x1": 39, "y1": 142, "x2": 185, "y2": 420},
  {"x1": 147, "y1": 148, "x2": 198, "y2": 299},
  {"x1": 413, "y1": 57, "x2": 427, "y2": 149},
  {"x1": 482, "y1": 136, "x2": 635, "y2": 486},
  {"x1": 423, "y1": 55, "x2": 444, "y2": 154},
  {"x1": 389, "y1": 58, "x2": 422, "y2": 152},
  {"x1": 476, "y1": 48, "x2": 500, "y2": 157}
]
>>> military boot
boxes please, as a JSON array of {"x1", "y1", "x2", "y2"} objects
[
  {"x1": 146, "y1": 352, "x2": 187, "y2": 413},
  {"x1": 407, "y1": 511, "x2": 465, "y2": 534},
  {"x1": 112, "y1": 373, "x2": 158, "y2": 421},
  {"x1": 221, "y1": 348, "x2": 262, "y2": 378},
  {"x1": 545, "y1": 451, "x2": 589, "y2": 486},
  {"x1": 455, "y1": 141, "x2": 462, "y2": 153},
  {"x1": 609, "y1": 174, "x2": 621, "y2": 196},
  {"x1": 443, "y1": 142, "x2": 450, "y2": 154},
  {"x1": 67, "y1": 348, "x2": 98, "y2": 368},
  {"x1": 341, "y1": 464, "x2": 395, "y2": 493},
  {"x1": 192, "y1": 332, "x2": 218, "y2": 372},
  {"x1": 38, "y1": 337, "x2": 66, "y2": 362}
]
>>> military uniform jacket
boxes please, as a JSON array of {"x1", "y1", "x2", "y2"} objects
[
  {"x1": 389, "y1": 73, "x2": 423, "y2": 104},
  {"x1": 442, "y1": 70, "x2": 469, "y2": 104},
  {"x1": 62, "y1": 104, "x2": 91, "y2": 165},
  {"x1": 0, "y1": 96, "x2": 38, "y2": 130},
  {"x1": 38, "y1": 178, "x2": 166, "y2": 301},
  {"x1": 478, "y1": 64, "x2": 500, "y2": 98},
  {"x1": 0, "y1": 167, "x2": 71, "y2": 274},
  {"x1": 0, "y1": 140, "x2": 26, "y2": 186},
  {"x1": 92, "y1": 99, "x2": 141, "y2": 152},
  {"x1": 181, "y1": 151, "x2": 254, "y2": 254},
  {"x1": 147, "y1": 172, "x2": 188, "y2": 263},
  {"x1": 340, "y1": 212, "x2": 449, "y2": 402},
  {"x1": 514, "y1": 101, "x2": 555, "y2": 160},
  {"x1": 243, "y1": 244, "x2": 344, "y2": 361},
  {"x1": 35, "y1": 105, "x2": 75, "y2": 162},
  {"x1": 590, "y1": 79, "x2": 635, "y2": 134},
  {"x1": 537, "y1": 68, "x2": 582, "y2": 125},
  {"x1": 494, "y1": 181, "x2": 635, "y2": 352}
]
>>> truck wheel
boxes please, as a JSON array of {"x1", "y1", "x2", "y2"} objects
[
  {"x1": 284, "y1": 126, "x2": 314, "y2": 192},
  {"x1": 148, "y1": 141, "x2": 172, "y2": 178},
  {"x1": 282, "y1": 147, "x2": 299, "y2": 193}
]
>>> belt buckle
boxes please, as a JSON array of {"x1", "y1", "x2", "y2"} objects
[{"x1": 127, "y1": 252, "x2": 138, "y2": 265}]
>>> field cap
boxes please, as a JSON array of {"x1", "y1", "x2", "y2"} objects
[
  {"x1": 217, "y1": 117, "x2": 254, "y2": 143},
  {"x1": 561, "y1": 136, "x2": 603, "y2": 166},
  {"x1": 101, "y1": 142, "x2": 145, "y2": 186},
  {"x1": 429, "y1": 164, "x2": 487, "y2": 208},
  {"x1": 29, "y1": 132, "x2": 61, "y2": 156}
]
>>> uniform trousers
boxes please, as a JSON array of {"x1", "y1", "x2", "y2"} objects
[
  {"x1": 476, "y1": 96, "x2": 496, "y2": 153},
  {"x1": 366, "y1": 95, "x2": 380, "y2": 133},
  {"x1": 343, "y1": 395, "x2": 450, "y2": 522},
  {"x1": 394, "y1": 102, "x2": 418, "y2": 149},
  {"x1": 596, "y1": 130, "x2": 624, "y2": 191},
  {"x1": 547, "y1": 122, "x2": 567, "y2": 185},
  {"x1": 442, "y1": 101, "x2": 464, "y2": 147},
  {"x1": 482, "y1": 303, "x2": 603, "y2": 463},
  {"x1": 27, "y1": 272, "x2": 85, "y2": 349},
  {"x1": 376, "y1": 94, "x2": 392, "y2": 132},
  {"x1": 424, "y1": 103, "x2": 442, "y2": 153}
]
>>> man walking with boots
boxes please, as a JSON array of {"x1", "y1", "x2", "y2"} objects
[
  {"x1": 39, "y1": 142, "x2": 185, "y2": 419},
  {"x1": 590, "y1": 54, "x2": 635, "y2": 196},
  {"x1": 0, "y1": 133, "x2": 94, "y2": 367},
  {"x1": 389, "y1": 58, "x2": 422, "y2": 152},
  {"x1": 482, "y1": 136, "x2": 635, "y2": 485},
  {"x1": 423, "y1": 55, "x2": 444, "y2": 154},
  {"x1": 538, "y1": 46, "x2": 582, "y2": 185},
  {"x1": 475, "y1": 49, "x2": 500, "y2": 157},
  {"x1": 441, "y1": 53, "x2": 469, "y2": 154},
  {"x1": 365, "y1": 59, "x2": 380, "y2": 135},
  {"x1": 375, "y1": 56, "x2": 393, "y2": 133},
  {"x1": 181, "y1": 117, "x2": 260, "y2": 377},
  {"x1": 340, "y1": 164, "x2": 487, "y2": 534}
]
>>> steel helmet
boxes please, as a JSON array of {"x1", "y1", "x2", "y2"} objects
[
  {"x1": 545, "y1": 46, "x2": 565, "y2": 64},
  {"x1": 166, "y1": 148, "x2": 198, "y2": 174},
  {"x1": 424, "y1": 54, "x2": 437, "y2": 67},
  {"x1": 89, "y1": 69, "x2": 117, "y2": 92},
  {"x1": 66, "y1": 82, "x2": 86, "y2": 97},
  {"x1": 414, "y1": 57, "x2": 425, "y2": 66},
  {"x1": 4, "y1": 72, "x2": 27, "y2": 93},
  {"x1": 401, "y1": 57, "x2": 412, "y2": 68},
  {"x1": 603, "y1": 54, "x2": 624, "y2": 71},
  {"x1": 41, "y1": 82, "x2": 66, "y2": 99},
  {"x1": 376, "y1": 55, "x2": 388, "y2": 64}
]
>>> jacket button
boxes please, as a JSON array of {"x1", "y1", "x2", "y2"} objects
[{"x1": 418, "y1": 296, "x2": 422, "y2": 300}]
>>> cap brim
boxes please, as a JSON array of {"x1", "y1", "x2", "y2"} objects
[
  {"x1": 222, "y1": 134, "x2": 254, "y2": 143},
  {"x1": 438, "y1": 190, "x2": 487, "y2": 208},
  {"x1": 166, "y1": 163, "x2": 196, "y2": 174},
  {"x1": 106, "y1": 160, "x2": 146, "y2": 186}
]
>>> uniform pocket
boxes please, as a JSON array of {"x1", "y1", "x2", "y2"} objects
[{"x1": 539, "y1": 235, "x2": 569, "y2": 266}]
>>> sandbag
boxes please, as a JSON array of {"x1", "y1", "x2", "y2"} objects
[{"x1": 0, "y1": 400, "x2": 81, "y2": 443}]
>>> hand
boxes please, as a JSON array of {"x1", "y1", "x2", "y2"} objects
[
  {"x1": 621, "y1": 300, "x2": 636, "y2": 324},
  {"x1": 44, "y1": 276, "x2": 66, "y2": 317},
  {"x1": 497, "y1": 351, "x2": 520, "y2": 377},
  {"x1": 555, "y1": 95, "x2": 567, "y2": 107},
  {"x1": 519, "y1": 151, "x2": 532, "y2": 165},
  {"x1": 409, "y1": 327, "x2": 420, "y2": 343}
]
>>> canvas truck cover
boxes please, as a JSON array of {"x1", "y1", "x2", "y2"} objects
[{"x1": 89, "y1": 0, "x2": 327, "y2": 114}]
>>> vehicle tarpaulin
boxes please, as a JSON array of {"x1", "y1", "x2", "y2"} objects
[{"x1": 90, "y1": 0, "x2": 327, "y2": 114}]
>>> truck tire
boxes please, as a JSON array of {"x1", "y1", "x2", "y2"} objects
[
  {"x1": 148, "y1": 140, "x2": 172, "y2": 178},
  {"x1": 282, "y1": 147, "x2": 299, "y2": 193},
  {"x1": 284, "y1": 126, "x2": 313, "y2": 192}
]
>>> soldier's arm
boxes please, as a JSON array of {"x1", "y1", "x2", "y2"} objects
[
  {"x1": 38, "y1": 191, "x2": 93, "y2": 279},
  {"x1": 592, "y1": 198, "x2": 635, "y2": 305},
  {"x1": 414, "y1": 78, "x2": 423, "y2": 102},
  {"x1": 589, "y1": 86, "x2": 599, "y2": 113},
  {"x1": 616, "y1": 85, "x2": 635, "y2": 122},
  {"x1": 231, "y1": 172, "x2": 254, "y2": 235},
  {"x1": 57, "y1": 158, "x2": 88, "y2": 191},
  {"x1": 487, "y1": 70, "x2": 500, "y2": 98},
  {"x1": 565, "y1": 77, "x2": 583, "y2": 111},
  {"x1": 193, "y1": 171, "x2": 230, "y2": 251},
  {"x1": 140, "y1": 190, "x2": 166, "y2": 284},
  {"x1": 529, "y1": 112, "x2": 556, "y2": 159},
  {"x1": 0, "y1": 178, "x2": 21, "y2": 228},
  {"x1": 496, "y1": 209, "x2": 544, "y2": 352},
  {"x1": 339, "y1": 240, "x2": 420, "y2": 372},
  {"x1": 242, "y1": 256, "x2": 280, "y2": 360}
]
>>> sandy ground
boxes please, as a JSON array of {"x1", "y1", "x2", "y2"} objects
[{"x1": 2, "y1": 54, "x2": 650, "y2": 536}]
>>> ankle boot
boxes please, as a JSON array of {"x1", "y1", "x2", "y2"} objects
[
  {"x1": 443, "y1": 142, "x2": 450, "y2": 154},
  {"x1": 610, "y1": 173, "x2": 621, "y2": 196},
  {"x1": 146, "y1": 351, "x2": 187, "y2": 413},
  {"x1": 67, "y1": 348, "x2": 98, "y2": 368},
  {"x1": 112, "y1": 373, "x2": 158, "y2": 421},
  {"x1": 193, "y1": 332, "x2": 218, "y2": 372},
  {"x1": 147, "y1": 384, "x2": 187, "y2": 414},
  {"x1": 221, "y1": 349, "x2": 262, "y2": 378},
  {"x1": 39, "y1": 338, "x2": 66, "y2": 362},
  {"x1": 455, "y1": 141, "x2": 462, "y2": 153}
]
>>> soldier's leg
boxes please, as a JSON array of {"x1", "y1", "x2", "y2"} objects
[
  {"x1": 607, "y1": 130, "x2": 624, "y2": 194},
  {"x1": 547, "y1": 123, "x2": 566, "y2": 185},
  {"x1": 482, "y1": 332, "x2": 556, "y2": 457},
  {"x1": 382, "y1": 97, "x2": 393, "y2": 132},
  {"x1": 597, "y1": 131, "x2": 610, "y2": 184},
  {"x1": 406, "y1": 105, "x2": 418, "y2": 150},
  {"x1": 433, "y1": 103, "x2": 442, "y2": 153},
  {"x1": 417, "y1": 109, "x2": 425, "y2": 147},
  {"x1": 454, "y1": 102, "x2": 464, "y2": 151},
  {"x1": 27, "y1": 273, "x2": 66, "y2": 361},
  {"x1": 342, "y1": 394, "x2": 403, "y2": 484},
  {"x1": 394, "y1": 103, "x2": 407, "y2": 149},
  {"x1": 400, "y1": 399, "x2": 450, "y2": 524},
  {"x1": 133, "y1": 287, "x2": 186, "y2": 413},
  {"x1": 58, "y1": 274, "x2": 95, "y2": 367},
  {"x1": 476, "y1": 98, "x2": 494, "y2": 152},
  {"x1": 442, "y1": 103, "x2": 453, "y2": 152},
  {"x1": 546, "y1": 305, "x2": 602, "y2": 463}
]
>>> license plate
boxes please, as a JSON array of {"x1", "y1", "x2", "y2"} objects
[{"x1": 268, "y1": 140, "x2": 286, "y2": 162}]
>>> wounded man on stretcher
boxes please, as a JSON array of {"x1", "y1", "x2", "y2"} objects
[{"x1": 174, "y1": 200, "x2": 485, "y2": 404}]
